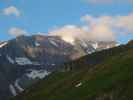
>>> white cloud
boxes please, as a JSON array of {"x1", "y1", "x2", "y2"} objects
[
  {"x1": 8, "y1": 27, "x2": 28, "y2": 37},
  {"x1": 115, "y1": 14, "x2": 133, "y2": 33},
  {"x1": 81, "y1": 13, "x2": 133, "y2": 34},
  {"x1": 81, "y1": 14, "x2": 133, "y2": 41},
  {"x1": 49, "y1": 25, "x2": 88, "y2": 44},
  {"x1": 49, "y1": 13, "x2": 133, "y2": 44},
  {"x1": 3, "y1": 6, "x2": 20, "y2": 17}
]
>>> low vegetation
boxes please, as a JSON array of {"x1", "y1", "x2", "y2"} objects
[{"x1": 12, "y1": 41, "x2": 133, "y2": 100}]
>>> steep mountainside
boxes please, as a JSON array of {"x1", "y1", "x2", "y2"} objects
[
  {"x1": 12, "y1": 40, "x2": 133, "y2": 100},
  {"x1": 0, "y1": 35, "x2": 117, "y2": 100},
  {"x1": 0, "y1": 35, "x2": 78, "y2": 100}
]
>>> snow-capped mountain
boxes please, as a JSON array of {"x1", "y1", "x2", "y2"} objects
[
  {"x1": 0, "y1": 35, "x2": 79, "y2": 100},
  {"x1": 74, "y1": 38, "x2": 118, "y2": 56},
  {"x1": 0, "y1": 35, "x2": 118, "y2": 100}
]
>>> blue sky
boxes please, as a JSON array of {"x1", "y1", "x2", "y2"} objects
[{"x1": 0, "y1": 0, "x2": 133, "y2": 43}]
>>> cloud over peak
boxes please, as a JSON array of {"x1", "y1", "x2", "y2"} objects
[
  {"x1": 49, "y1": 13, "x2": 133, "y2": 44},
  {"x1": 49, "y1": 25, "x2": 86, "y2": 44}
]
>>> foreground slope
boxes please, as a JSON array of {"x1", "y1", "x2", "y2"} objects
[{"x1": 13, "y1": 41, "x2": 133, "y2": 100}]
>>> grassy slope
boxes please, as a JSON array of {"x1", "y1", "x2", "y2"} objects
[{"x1": 13, "y1": 42, "x2": 133, "y2": 100}]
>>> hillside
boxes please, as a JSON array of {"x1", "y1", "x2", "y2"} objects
[
  {"x1": 12, "y1": 40, "x2": 133, "y2": 100},
  {"x1": 0, "y1": 35, "x2": 117, "y2": 100}
]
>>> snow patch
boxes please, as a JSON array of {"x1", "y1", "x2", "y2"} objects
[
  {"x1": 26, "y1": 69, "x2": 50, "y2": 79},
  {"x1": 86, "y1": 49, "x2": 95, "y2": 54},
  {"x1": 50, "y1": 40, "x2": 58, "y2": 47},
  {"x1": 81, "y1": 40, "x2": 88, "y2": 48},
  {"x1": 6, "y1": 55, "x2": 15, "y2": 64},
  {"x1": 15, "y1": 57, "x2": 32, "y2": 65},
  {"x1": 0, "y1": 42, "x2": 8, "y2": 48},
  {"x1": 92, "y1": 43, "x2": 98, "y2": 49},
  {"x1": 35, "y1": 41, "x2": 40, "y2": 46},
  {"x1": 14, "y1": 79, "x2": 24, "y2": 92},
  {"x1": 9, "y1": 84, "x2": 17, "y2": 96},
  {"x1": 75, "y1": 82, "x2": 82, "y2": 87},
  {"x1": 51, "y1": 63, "x2": 55, "y2": 66}
]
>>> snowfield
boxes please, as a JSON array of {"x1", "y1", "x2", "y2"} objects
[
  {"x1": 15, "y1": 57, "x2": 33, "y2": 65},
  {"x1": 26, "y1": 69, "x2": 50, "y2": 79}
]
